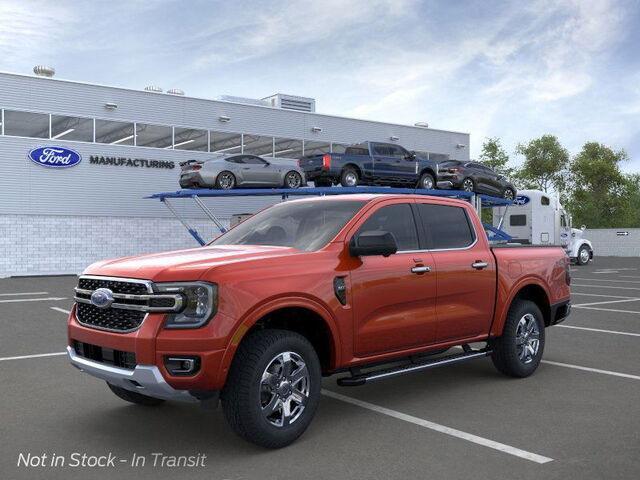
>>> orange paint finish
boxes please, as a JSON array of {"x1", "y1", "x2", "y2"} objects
[{"x1": 68, "y1": 194, "x2": 570, "y2": 393}]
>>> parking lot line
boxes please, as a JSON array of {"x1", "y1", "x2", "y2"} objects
[
  {"x1": 0, "y1": 291, "x2": 49, "y2": 296},
  {"x1": 572, "y1": 284, "x2": 640, "y2": 291},
  {"x1": 573, "y1": 298, "x2": 640, "y2": 307},
  {"x1": 556, "y1": 325, "x2": 640, "y2": 337},
  {"x1": 51, "y1": 307, "x2": 71, "y2": 314},
  {"x1": 571, "y1": 292, "x2": 639, "y2": 299},
  {"x1": 572, "y1": 305, "x2": 640, "y2": 314},
  {"x1": 0, "y1": 296, "x2": 67, "y2": 304},
  {"x1": 321, "y1": 389, "x2": 553, "y2": 464},
  {"x1": 572, "y1": 277, "x2": 640, "y2": 284},
  {"x1": 542, "y1": 361, "x2": 640, "y2": 380},
  {"x1": 0, "y1": 352, "x2": 66, "y2": 362}
]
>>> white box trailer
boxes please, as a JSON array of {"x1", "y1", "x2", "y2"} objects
[{"x1": 493, "y1": 189, "x2": 594, "y2": 265}]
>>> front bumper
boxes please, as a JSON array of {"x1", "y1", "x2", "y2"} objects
[{"x1": 67, "y1": 346, "x2": 199, "y2": 402}]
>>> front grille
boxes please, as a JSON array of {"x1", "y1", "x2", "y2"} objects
[
  {"x1": 74, "y1": 276, "x2": 183, "y2": 333},
  {"x1": 73, "y1": 340, "x2": 137, "y2": 369},
  {"x1": 77, "y1": 302, "x2": 146, "y2": 332},
  {"x1": 78, "y1": 277, "x2": 149, "y2": 295}
]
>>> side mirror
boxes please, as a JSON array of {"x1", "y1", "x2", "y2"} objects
[
  {"x1": 349, "y1": 230, "x2": 398, "y2": 257},
  {"x1": 405, "y1": 152, "x2": 416, "y2": 160}
]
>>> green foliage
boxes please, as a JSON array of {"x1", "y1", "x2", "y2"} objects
[
  {"x1": 566, "y1": 143, "x2": 635, "y2": 228},
  {"x1": 479, "y1": 137, "x2": 514, "y2": 177},
  {"x1": 514, "y1": 135, "x2": 569, "y2": 193}
]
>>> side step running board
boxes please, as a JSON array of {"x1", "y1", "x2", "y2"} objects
[{"x1": 337, "y1": 348, "x2": 492, "y2": 387}]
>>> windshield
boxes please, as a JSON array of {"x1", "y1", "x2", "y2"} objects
[{"x1": 211, "y1": 200, "x2": 367, "y2": 251}]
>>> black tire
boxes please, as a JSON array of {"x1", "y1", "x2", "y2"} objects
[
  {"x1": 503, "y1": 187, "x2": 516, "y2": 200},
  {"x1": 283, "y1": 171, "x2": 303, "y2": 189},
  {"x1": 490, "y1": 300, "x2": 545, "y2": 378},
  {"x1": 107, "y1": 383, "x2": 165, "y2": 406},
  {"x1": 576, "y1": 245, "x2": 591, "y2": 265},
  {"x1": 461, "y1": 177, "x2": 475, "y2": 192},
  {"x1": 314, "y1": 179, "x2": 333, "y2": 188},
  {"x1": 417, "y1": 172, "x2": 435, "y2": 189},
  {"x1": 340, "y1": 167, "x2": 359, "y2": 187},
  {"x1": 215, "y1": 171, "x2": 236, "y2": 190},
  {"x1": 221, "y1": 329, "x2": 322, "y2": 448}
]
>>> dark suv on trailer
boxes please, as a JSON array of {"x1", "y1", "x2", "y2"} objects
[{"x1": 438, "y1": 160, "x2": 516, "y2": 199}]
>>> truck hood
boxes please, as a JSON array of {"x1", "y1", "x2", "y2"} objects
[{"x1": 83, "y1": 244, "x2": 300, "y2": 282}]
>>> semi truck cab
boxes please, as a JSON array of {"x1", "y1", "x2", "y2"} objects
[{"x1": 493, "y1": 189, "x2": 594, "y2": 265}]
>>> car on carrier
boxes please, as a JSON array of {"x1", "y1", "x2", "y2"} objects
[
  {"x1": 437, "y1": 160, "x2": 517, "y2": 199},
  {"x1": 67, "y1": 193, "x2": 571, "y2": 448},
  {"x1": 179, "y1": 154, "x2": 306, "y2": 190},
  {"x1": 298, "y1": 141, "x2": 440, "y2": 189}
]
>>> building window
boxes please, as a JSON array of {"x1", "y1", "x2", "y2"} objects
[
  {"x1": 243, "y1": 135, "x2": 274, "y2": 156},
  {"x1": 135, "y1": 123, "x2": 172, "y2": 148},
  {"x1": 173, "y1": 127, "x2": 208, "y2": 151},
  {"x1": 331, "y1": 143, "x2": 349, "y2": 154},
  {"x1": 210, "y1": 131, "x2": 242, "y2": 154},
  {"x1": 3, "y1": 110, "x2": 49, "y2": 139},
  {"x1": 95, "y1": 119, "x2": 134, "y2": 145},
  {"x1": 274, "y1": 137, "x2": 303, "y2": 158},
  {"x1": 303, "y1": 140, "x2": 331, "y2": 156},
  {"x1": 51, "y1": 115, "x2": 93, "y2": 142}
]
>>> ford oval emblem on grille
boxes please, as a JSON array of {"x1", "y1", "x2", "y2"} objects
[
  {"x1": 28, "y1": 146, "x2": 82, "y2": 168},
  {"x1": 91, "y1": 288, "x2": 114, "y2": 309}
]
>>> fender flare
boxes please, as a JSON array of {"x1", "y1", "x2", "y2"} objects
[
  {"x1": 491, "y1": 277, "x2": 551, "y2": 336},
  {"x1": 216, "y1": 296, "x2": 342, "y2": 385},
  {"x1": 571, "y1": 239, "x2": 593, "y2": 258}
]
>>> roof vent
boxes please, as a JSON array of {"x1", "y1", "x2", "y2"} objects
[
  {"x1": 144, "y1": 85, "x2": 163, "y2": 93},
  {"x1": 167, "y1": 88, "x2": 185, "y2": 96},
  {"x1": 262, "y1": 93, "x2": 316, "y2": 113},
  {"x1": 33, "y1": 65, "x2": 55, "y2": 77},
  {"x1": 414, "y1": 122, "x2": 429, "y2": 128}
]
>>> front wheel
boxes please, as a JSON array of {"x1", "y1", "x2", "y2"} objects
[
  {"x1": 221, "y1": 330, "x2": 321, "y2": 448},
  {"x1": 576, "y1": 245, "x2": 591, "y2": 265},
  {"x1": 490, "y1": 300, "x2": 545, "y2": 378},
  {"x1": 417, "y1": 172, "x2": 435, "y2": 189},
  {"x1": 284, "y1": 171, "x2": 303, "y2": 189}
]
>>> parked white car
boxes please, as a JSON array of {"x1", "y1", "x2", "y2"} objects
[{"x1": 493, "y1": 189, "x2": 593, "y2": 265}]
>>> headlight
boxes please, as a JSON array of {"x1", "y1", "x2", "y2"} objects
[{"x1": 156, "y1": 282, "x2": 217, "y2": 329}]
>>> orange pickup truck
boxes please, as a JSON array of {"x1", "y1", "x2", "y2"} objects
[{"x1": 67, "y1": 194, "x2": 571, "y2": 448}]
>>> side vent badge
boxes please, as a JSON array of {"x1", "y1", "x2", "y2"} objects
[{"x1": 334, "y1": 277, "x2": 347, "y2": 306}]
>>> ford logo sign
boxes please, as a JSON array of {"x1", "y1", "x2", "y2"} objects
[
  {"x1": 90, "y1": 288, "x2": 114, "y2": 309},
  {"x1": 28, "y1": 146, "x2": 82, "y2": 168},
  {"x1": 513, "y1": 195, "x2": 530, "y2": 206}
]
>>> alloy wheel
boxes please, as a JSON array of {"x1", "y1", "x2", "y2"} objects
[
  {"x1": 579, "y1": 247, "x2": 590, "y2": 264},
  {"x1": 218, "y1": 173, "x2": 235, "y2": 189},
  {"x1": 260, "y1": 351, "x2": 310, "y2": 427},
  {"x1": 462, "y1": 179, "x2": 474, "y2": 192},
  {"x1": 286, "y1": 172, "x2": 302, "y2": 189},
  {"x1": 504, "y1": 188, "x2": 515, "y2": 200},
  {"x1": 515, "y1": 313, "x2": 540, "y2": 364},
  {"x1": 421, "y1": 176, "x2": 434, "y2": 189},
  {"x1": 344, "y1": 173, "x2": 357, "y2": 187}
]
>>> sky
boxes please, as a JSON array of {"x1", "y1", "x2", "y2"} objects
[{"x1": 1, "y1": 0, "x2": 639, "y2": 170}]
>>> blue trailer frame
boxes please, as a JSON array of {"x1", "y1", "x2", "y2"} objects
[{"x1": 147, "y1": 187, "x2": 513, "y2": 246}]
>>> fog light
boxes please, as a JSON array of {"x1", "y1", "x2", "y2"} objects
[{"x1": 164, "y1": 356, "x2": 200, "y2": 376}]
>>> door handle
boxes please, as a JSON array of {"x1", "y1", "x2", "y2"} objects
[
  {"x1": 411, "y1": 266, "x2": 431, "y2": 274},
  {"x1": 472, "y1": 261, "x2": 488, "y2": 270}
]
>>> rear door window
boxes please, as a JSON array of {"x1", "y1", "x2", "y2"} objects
[
  {"x1": 416, "y1": 203, "x2": 475, "y2": 249},
  {"x1": 356, "y1": 204, "x2": 419, "y2": 251}
]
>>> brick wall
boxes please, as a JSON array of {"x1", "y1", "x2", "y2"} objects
[{"x1": 0, "y1": 215, "x2": 230, "y2": 277}]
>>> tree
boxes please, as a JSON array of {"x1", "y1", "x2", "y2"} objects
[
  {"x1": 567, "y1": 142, "x2": 633, "y2": 228},
  {"x1": 479, "y1": 137, "x2": 514, "y2": 177},
  {"x1": 515, "y1": 135, "x2": 569, "y2": 193}
]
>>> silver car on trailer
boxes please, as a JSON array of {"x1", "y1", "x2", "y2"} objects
[{"x1": 179, "y1": 154, "x2": 307, "y2": 189}]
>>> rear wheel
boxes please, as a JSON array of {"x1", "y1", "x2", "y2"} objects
[
  {"x1": 417, "y1": 172, "x2": 435, "y2": 189},
  {"x1": 491, "y1": 300, "x2": 545, "y2": 378},
  {"x1": 576, "y1": 245, "x2": 591, "y2": 265},
  {"x1": 216, "y1": 171, "x2": 236, "y2": 190},
  {"x1": 222, "y1": 330, "x2": 321, "y2": 448},
  {"x1": 340, "y1": 167, "x2": 359, "y2": 187},
  {"x1": 284, "y1": 171, "x2": 303, "y2": 189},
  {"x1": 107, "y1": 383, "x2": 165, "y2": 406},
  {"x1": 461, "y1": 178, "x2": 475, "y2": 192}
]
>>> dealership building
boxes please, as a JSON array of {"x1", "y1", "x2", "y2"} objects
[{"x1": 0, "y1": 68, "x2": 470, "y2": 277}]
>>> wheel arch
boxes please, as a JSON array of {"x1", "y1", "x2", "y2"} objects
[
  {"x1": 493, "y1": 281, "x2": 552, "y2": 336},
  {"x1": 218, "y1": 298, "x2": 341, "y2": 384},
  {"x1": 419, "y1": 166, "x2": 436, "y2": 178},
  {"x1": 342, "y1": 163, "x2": 363, "y2": 178}
]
